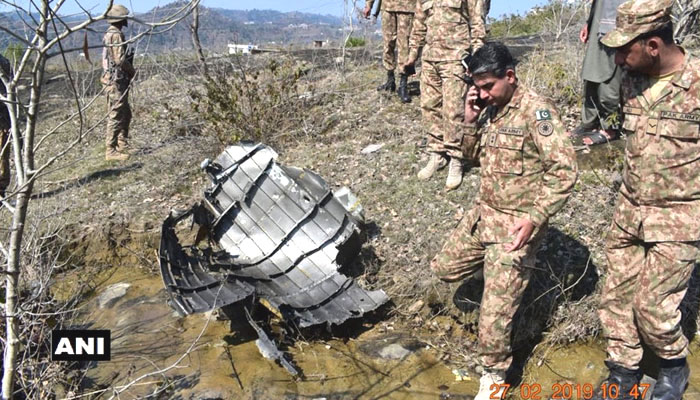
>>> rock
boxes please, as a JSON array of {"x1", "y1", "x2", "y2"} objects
[
  {"x1": 612, "y1": 171, "x2": 623, "y2": 185},
  {"x1": 407, "y1": 300, "x2": 425, "y2": 314},
  {"x1": 361, "y1": 143, "x2": 385, "y2": 154},
  {"x1": 97, "y1": 283, "x2": 130, "y2": 309},
  {"x1": 378, "y1": 343, "x2": 411, "y2": 360}
]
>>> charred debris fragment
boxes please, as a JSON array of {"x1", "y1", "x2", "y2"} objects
[{"x1": 159, "y1": 142, "x2": 389, "y2": 374}]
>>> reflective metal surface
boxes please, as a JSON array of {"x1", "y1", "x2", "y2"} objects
[{"x1": 160, "y1": 143, "x2": 388, "y2": 328}]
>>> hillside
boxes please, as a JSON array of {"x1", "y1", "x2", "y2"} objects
[{"x1": 0, "y1": 2, "x2": 345, "y2": 54}]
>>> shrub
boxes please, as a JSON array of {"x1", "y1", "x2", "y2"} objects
[
  {"x1": 345, "y1": 37, "x2": 366, "y2": 48},
  {"x1": 489, "y1": 14, "x2": 541, "y2": 38},
  {"x1": 519, "y1": 43, "x2": 583, "y2": 106},
  {"x1": 190, "y1": 57, "x2": 306, "y2": 146},
  {"x1": 489, "y1": 0, "x2": 586, "y2": 41}
]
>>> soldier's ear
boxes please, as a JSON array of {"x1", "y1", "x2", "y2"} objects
[
  {"x1": 505, "y1": 69, "x2": 516, "y2": 84},
  {"x1": 645, "y1": 37, "x2": 661, "y2": 57}
]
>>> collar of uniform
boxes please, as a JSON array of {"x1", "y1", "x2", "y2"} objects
[
  {"x1": 670, "y1": 49, "x2": 693, "y2": 91},
  {"x1": 491, "y1": 83, "x2": 523, "y2": 122},
  {"x1": 107, "y1": 25, "x2": 121, "y2": 33},
  {"x1": 507, "y1": 84, "x2": 524, "y2": 110}
]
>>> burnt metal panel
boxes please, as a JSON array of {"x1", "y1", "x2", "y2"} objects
[
  {"x1": 159, "y1": 142, "x2": 388, "y2": 327},
  {"x1": 159, "y1": 207, "x2": 255, "y2": 315}
]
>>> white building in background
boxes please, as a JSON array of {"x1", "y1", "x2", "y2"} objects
[{"x1": 228, "y1": 44, "x2": 258, "y2": 55}]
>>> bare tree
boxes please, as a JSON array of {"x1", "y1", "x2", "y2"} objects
[
  {"x1": 341, "y1": 0, "x2": 360, "y2": 71},
  {"x1": 543, "y1": 0, "x2": 588, "y2": 41},
  {"x1": 0, "y1": 1, "x2": 200, "y2": 397},
  {"x1": 190, "y1": 3, "x2": 209, "y2": 77}
]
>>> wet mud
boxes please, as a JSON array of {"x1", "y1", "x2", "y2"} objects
[
  {"x1": 48, "y1": 222, "x2": 698, "y2": 399},
  {"x1": 71, "y1": 265, "x2": 479, "y2": 399},
  {"x1": 63, "y1": 261, "x2": 700, "y2": 399}
]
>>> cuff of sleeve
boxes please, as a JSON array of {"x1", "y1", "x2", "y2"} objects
[
  {"x1": 408, "y1": 49, "x2": 419, "y2": 63},
  {"x1": 528, "y1": 208, "x2": 548, "y2": 227}
]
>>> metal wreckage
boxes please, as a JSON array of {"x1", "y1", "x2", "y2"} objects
[{"x1": 158, "y1": 142, "x2": 389, "y2": 375}]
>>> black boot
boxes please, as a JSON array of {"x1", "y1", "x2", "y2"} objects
[
  {"x1": 377, "y1": 70, "x2": 395, "y2": 92},
  {"x1": 591, "y1": 361, "x2": 642, "y2": 400},
  {"x1": 397, "y1": 73, "x2": 410, "y2": 103},
  {"x1": 651, "y1": 358, "x2": 689, "y2": 400}
]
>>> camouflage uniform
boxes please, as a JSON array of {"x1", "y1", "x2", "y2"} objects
[
  {"x1": 408, "y1": 0, "x2": 486, "y2": 160},
  {"x1": 431, "y1": 85, "x2": 578, "y2": 371},
  {"x1": 597, "y1": 53, "x2": 700, "y2": 371},
  {"x1": 102, "y1": 24, "x2": 135, "y2": 155},
  {"x1": 366, "y1": 0, "x2": 415, "y2": 74},
  {"x1": 593, "y1": 0, "x2": 700, "y2": 374},
  {"x1": 0, "y1": 55, "x2": 11, "y2": 197}
]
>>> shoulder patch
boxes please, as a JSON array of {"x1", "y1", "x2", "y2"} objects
[
  {"x1": 535, "y1": 109, "x2": 552, "y2": 121},
  {"x1": 537, "y1": 121, "x2": 553, "y2": 137}
]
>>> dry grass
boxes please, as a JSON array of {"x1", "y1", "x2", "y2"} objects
[{"x1": 519, "y1": 41, "x2": 584, "y2": 107}]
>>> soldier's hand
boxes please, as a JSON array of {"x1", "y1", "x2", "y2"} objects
[
  {"x1": 465, "y1": 85, "x2": 482, "y2": 123},
  {"x1": 505, "y1": 219, "x2": 535, "y2": 252},
  {"x1": 363, "y1": 5, "x2": 371, "y2": 19},
  {"x1": 579, "y1": 24, "x2": 589, "y2": 43}
]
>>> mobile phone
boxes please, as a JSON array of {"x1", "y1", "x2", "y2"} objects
[{"x1": 471, "y1": 87, "x2": 487, "y2": 109}]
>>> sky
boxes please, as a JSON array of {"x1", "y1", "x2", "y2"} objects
[{"x1": 1, "y1": 0, "x2": 547, "y2": 19}]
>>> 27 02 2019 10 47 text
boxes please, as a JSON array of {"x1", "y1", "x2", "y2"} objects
[{"x1": 487, "y1": 382, "x2": 652, "y2": 400}]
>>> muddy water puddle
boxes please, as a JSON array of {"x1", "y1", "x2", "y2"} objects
[
  {"x1": 522, "y1": 342, "x2": 700, "y2": 398},
  {"x1": 72, "y1": 265, "x2": 700, "y2": 399},
  {"x1": 73, "y1": 266, "x2": 478, "y2": 398}
]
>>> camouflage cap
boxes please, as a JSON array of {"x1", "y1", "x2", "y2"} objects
[
  {"x1": 601, "y1": 0, "x2": 673, "y2": 48},
  {"x1": 106, "y1": 4, "x2": 130, "y2": 23}
]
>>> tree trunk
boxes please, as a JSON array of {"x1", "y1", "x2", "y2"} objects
[
  {"x1": 1, "y1": 1, "x2": 47, "y2": 396},
  {"x1": 190, "y1": 5, "x2": 209, "y2": 77},
  {"x1": 2, "y1": 186, "x2": 33, "y2": 399},
  {"x1": 0, "y1": 0, "x2": 199, "y2": 396}
]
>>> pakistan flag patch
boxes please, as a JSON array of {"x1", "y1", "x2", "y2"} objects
[{"x1": 536, "y1": 109, "x2": 552, "y2": 121}]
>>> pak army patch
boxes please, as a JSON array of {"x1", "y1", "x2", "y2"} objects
[
  {"x1": 537, "y1": 121, "x2": 554, "y2": 136},
  {"x1": 536, "y1": 109, "x2": 552, "y2": 121}
]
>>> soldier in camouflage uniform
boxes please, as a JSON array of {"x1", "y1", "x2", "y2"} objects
[
  {"x1": 0, "y1": 54, "x2": 12, "y2": 199},
  {"x1": 431, "y1": 42, "x2": 577, "y2": 399},
  {"x1": 405, "y1": 0, "x2": 487, "y2": 190},
  {"x1": 363, "y1": 0, "x2": 415, "y2": 103},
  {"x1": 102, "y1": 4, "x2": 135, "y2": 161},
  {"x1": 591, "y1": 1, "x2": 700, "y2": 399}
]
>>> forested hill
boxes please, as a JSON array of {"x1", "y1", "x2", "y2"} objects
[{"x1": 0, "y1": 3, "x2": 345, "y2": 54}]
